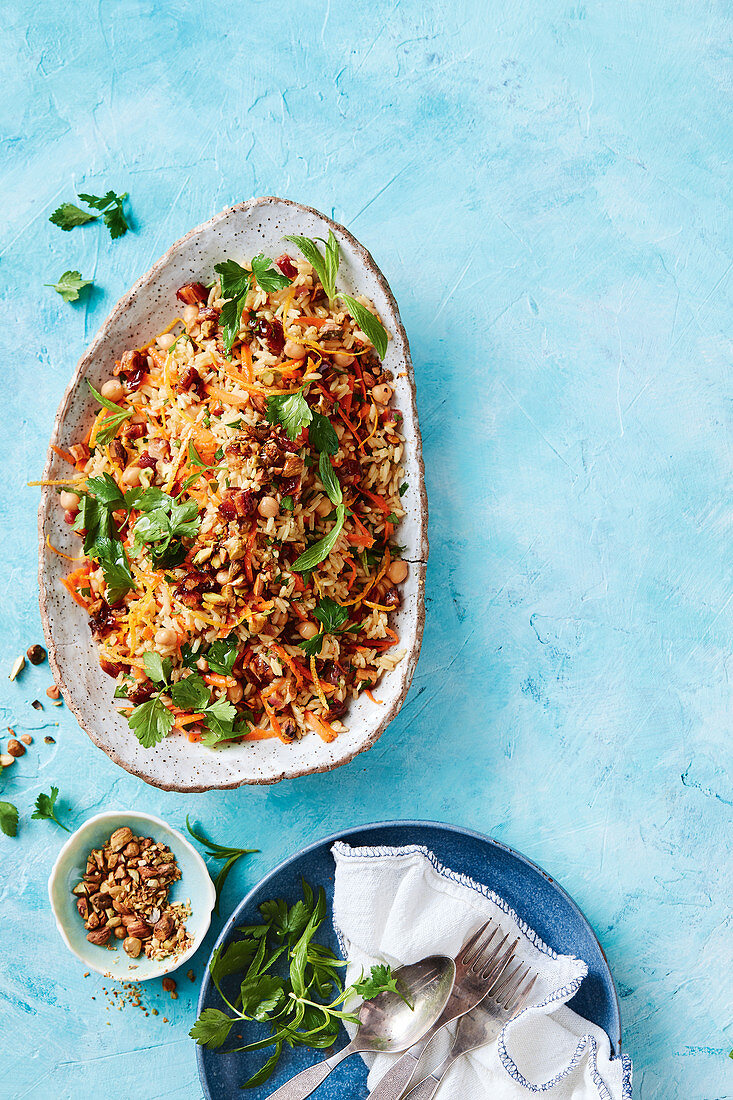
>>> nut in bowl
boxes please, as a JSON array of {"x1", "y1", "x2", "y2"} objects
[{"x1": 48, "y1": 811, "x2": 216, "y2": 981}]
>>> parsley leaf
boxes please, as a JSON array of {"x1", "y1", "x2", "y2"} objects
[
  {"x1": 31, "y1": 786, "x2": 70, "y2": 831},
  {"x1": 94, "y1": 535, "x2": 137, "y2": 604},
  {"x1": 266, "y1": 389, "x2": 312, "y2": 441},
  {"x1": 190, "y1": 1008, "x2": 235, "y2": 1049},
  {"x1": 143, "y1": 651, "x2": 172, "y2": 684},
  {"x1": 318, "y1": 451, "x2": 342, "y2": 505},
  {"x1": 0, "y1": 802, "x2": 19, "y2": 837},
  {"x1": 78, "y1": 190, "x2": 130, "y2": 239},
  {"x1": 292, "y1": 501, "x2": 345, "y2": 571},
  {"x1": 215, "y1": 259, "x2": 252, "y2": 353},
  {"x1": 128, "y1": 696, "x2": 175, "y2": 748},
  {"x1": 205, "y1": 633, "x2": 239, "y2": 676},
  {"x1": 309, "y1": 410, "x2": 338, "y2": 455},
  {"x1": 281, "y1": 495, "x2": 294, "y2": 512},
  {"x1": 399, "y1": 481, "x2": 408, "y2": 496},
  {"x1": 298, "y1": 633, "x2": 323, "y2": 658},
  {"x1": 283, "y1": 232, "x2": 340, "y2": 300},
  {"x1": 313, "y1": 597, "x2": 348, "y2": 633},
  {"x1": 338, "y1": 294, "x2": 388, "y2": 359},
  {"x1": 131, "y1": 491, "x2": 200, "y2": 567},
  {"x1": 45, "y1": 270, "x2": 93, "y2": 303},
  {"x1": 170, "y1": 672, "x2": 211, "y2": 712},
  {"x1": 250, "y1": 253, "x2": 291, "y2": 292},
  {"x1": 352, "y1": 963, "x2": 412, "y2": 1006},
  {"x1": 49, "y1": 203, "x2": 97, "y2": 231}
]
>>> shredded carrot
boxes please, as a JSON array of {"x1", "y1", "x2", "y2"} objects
[
  {"x1": 205, "y1": 384, "x2": 250, "y2": 409},
  {"x1": 242, "y1": 726, "x2": 279, "y2": 741},
  {"x1": 192, "y1": 425, "x2": 219, "y2": 465},
  {"x1": 241, "y1": 343, "x2": 254, "y2": 383},
  {"x1": 344, "y1": 558, "x2": 357, "y2": 590},
  {"x1": 347, "y1": 513, "x2": 375, "y2": 548},
  {"x1": 244, "y1": 520, "x2": 258, "y2": 585},
  {"x1": 315, "y1": 382, "x2": 334, "y2": 405},
  {"x1": 187, "y1": 729, "x2": 202, "y2": 742},
  {"x1": 384, "y1": 626, "x2": 399, "y2": 641},
  {"x1": 359, "y1": 404, "x2": 380, "y2": 451},
  {"x1": 203, "y1": 672, "x2": 237, "y2": 689},
  {"x1": 364, "y1": 600, "x2": 394, "y2": 612},
  {"x1": 365, "y1": 689, "x2": 384, "y2": 705},
  {"x1": 304, "y1": 709, "x2": 338, "y2": 743},
  {"x1": 260, "y1": 694, "x2": 288, "y2": 742},
  {"x1": 46, "y1": 535, "x2": 85, "y2": 562},
  {"x1": 50, "y1": 444, "x2": 78, "y2": 467},
  {"x1": 61, "y1": 565, "x2": 93, "y2": 609},
  {"x1": 309, "y1": 656, "x2": 329, "y2": 709},
  {"x1": 270, "y1": 644, "x2": 305, "y2": 688},
  {"x1": 290, "y1": 315, "x2": 329, "y2": 328},
  {"x1": 337, "y1": 407, "x2": 362, "y2": 443},
  {"x1": 359, "y1": 488, "x2": 392, "y2": 515},
  {"x1": 175, "y1": 712, "x2": 206, "y2": 729}
]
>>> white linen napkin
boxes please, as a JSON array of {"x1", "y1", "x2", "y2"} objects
[{"x1": 332, "y1": 842, "x2": 632, "y2": 1099}]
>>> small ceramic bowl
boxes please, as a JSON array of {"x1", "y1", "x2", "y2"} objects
[{"x1": 48, "y1": 810, "x2": 216, "y2": 981}]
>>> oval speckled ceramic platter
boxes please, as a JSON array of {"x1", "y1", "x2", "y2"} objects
[
  {"x1": 196, "y1": 821, "x2": 622, "y2": 1100},
  {"x1": 38, "y1": 197, "x2": 428, "y2": 792}
]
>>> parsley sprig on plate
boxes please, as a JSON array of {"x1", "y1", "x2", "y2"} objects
[
  {"x1": 215, "y1": 255, "x2": 292, "y2": 354},
  {"x1": 190, "y1": 878, "x2": 407, "y2": 1088},
  {"x1": 298, "y1": 597, "x2": 360, "y2": 658}
]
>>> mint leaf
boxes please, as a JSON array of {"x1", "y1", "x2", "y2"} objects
[
  {"x1": 283, "y1": 232, "x2": 339, "y2": 300},
  {"x1": 308, "y1": 410, "x2": 339, "y2": 456},
  {"x1": 45, "y1": 270, "x2": 93, "y2": 303},
  {"x1": 292, "y1": 501, "x2": 345, "y2": 571},
  {"x1": 318, "y1": 452, "x2": 342, "y2": 505},
  {"x1": 338, "y1": 294, "x2": 388, "y2": 359}
]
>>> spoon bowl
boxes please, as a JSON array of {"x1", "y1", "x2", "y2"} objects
[{"x1": 355, "y1": 955, "x2": 457, "y2": 1054}]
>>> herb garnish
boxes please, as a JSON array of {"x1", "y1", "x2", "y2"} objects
[
  {"x1": 185, "y1": 816, "x2": 258, "y2": 914},
  {"x1": 298, "y1": 597, "x2": 359, "y2": 657},
  {"x1": 45, "y1": 270, "x2": 93, "y2": 303},
  {"x1": 86, "y1": 380, "x2": 133, "y2": 443},
  {"x1": 127, "y1": 654, "x2": 252, "y2": 750},
  {"x1": 31, "y1": 787, "x2": 70, "y2": 831},
  {"x1": 292, "y1": 502, "x2": 346, "y2": 572},
  {"x1": 49, "y1": 190, "x2": 130, "y2": 238},
  {"x1": 181, "y1": 632, "x2": 239, "y2": 677},
  {"x1": 265, "y1": 389, "x2": 312, "y2": 441},
  {"x1": 215, "y1": 256, "x2": 291, "y2": 354},
  {"x1": 129, "y1": 488, "x2": 200, "y2": 567},
  {"x1": 283, "y1": 235, "x2": 389, "y2": 356},
  {"x1": 189, "y1": 878, "x2": 407, "y2": 1088},
  {"x1": 0, "y1": 802, "x2": 19, "y2": 837}
]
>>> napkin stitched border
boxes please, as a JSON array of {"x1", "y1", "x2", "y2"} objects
[{"x1": 332, "y1": 842, "x2": 632, "y2": 1100}]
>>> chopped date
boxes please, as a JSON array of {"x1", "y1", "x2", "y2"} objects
[
  {"x1": 136, "y1": 452, "x2": 157, "y2": 471},
  {"x1": 69, "y1": 442, "x2": 90, "y2": 465},
  {"x1": 327, "y1": 698, "x2": 349, "y2": 720},
  {"x1": 179, "y1": 366, "x2": 205, "y2": 396},
  {"x1": 116, "y1": 349, "x2": 148, "y2": 390},
  {"x1": 275, "y1": 254, "x2": 298, "y2": 279},
  {"x1": 218, "y1": 488, "x2": 257, "y2": 521},
  {"x1": 338, "y1": 458, "x2": 361, "y2": 484},
  {"x1": 279, "y1": 717, "x2": 297, "y2": 741},
  {"x1": 176, "y1": 282, "x2": 208, "y2": 306},
  {"x1": 99, "y1": 657, "x2": 124, "y2": 678},
  {"x1": 109, "y1": 439, "x2": 127, "y2": 467},
  {"x1": 382, "y1": 587, "x2": 401, "y2": 610},
  {"x1": 89, "y1": 600, "x2": 116, "y2": 637},
  {"x1": 174, "y1": 571, "x2": 215, "y2": 606},
  {"x1": 248, "y1": 316, "x2": 284, "y2": 355},
  {"x1": 249, "y1": 654, "x2": 274, "y2": 685},
  {"x1": 128, "y1": 680, "x2": 156, "y2": 706},
  {"x1": 123, "y1": 422, "x2": 146, "y2": 442},
  {"x1": 198, "y1": 306, "x2": 220, "y2": 339},
  {"x1": 278, "y1": 474, "x2": 302, "y2": 497}
]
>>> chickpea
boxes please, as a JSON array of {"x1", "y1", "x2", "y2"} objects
[
  {"x1": 154, "y1": 627, "x2": 178, "y2": 651},
  {"x1": 227, "y1": 681, "x2": 244, "y2": 703},
  {"x1": 100, "y1": 378, "x2": 125, "y2": 402},
  {"x1": 315, "y1": 496, "x2": 332, "y2": 518},
  {"x1": 59, "y1": 490, "x2": 80, "y2": 512},
  {"x1": 182, "y1": 304, "x2": 199, "y2": 326},
  {"x1": 387, "y1": 559, "x2": 408, "y2": 584},
  {"x1": 258, "y1": 495, "x2": 279, "y2": 519},
  {"x1": 156, "y1": 332, "x2": 176, "y2": 350},
  {"x1": 284, "y1": 339, "x2": 307, "y2": 360},
  {"x1": 333, "y1": 352, "x2": 355, "y2": 368},
  {"x1": 298, "y1": 622, "x2": 319, "y2": 640},
  {"x1": 372, "y1": 383, "x2": 393, "y2": 405},
  {"x1": 121, "y1": 466, "x2": 141, "y2": 488}
]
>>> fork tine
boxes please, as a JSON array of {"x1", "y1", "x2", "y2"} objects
[
  {"x1": 507, "y1": 972, "x2": 537, "y2": 1012},
  {"x1": 471, "y1": 931, "x2": 508, "y2": 975},
  {"x1": 460, "y1": 920, "x2": 497, "y2": 967},
  {"x1": 480, "y1": 935, "x2": 518, "y2": 982},
  {"x1": 490, "y1": 959, "x2": 525, "y2": 1001}
]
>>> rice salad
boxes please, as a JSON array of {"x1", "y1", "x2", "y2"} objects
[{"x1": 48, "y1": 238, "x2": 409, "y2": 751}]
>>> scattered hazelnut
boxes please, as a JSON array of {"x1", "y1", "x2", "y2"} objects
[
  {"x1": 123, "y1": 937, "x2": 142, "y2": 958},
  {"x1": 162, "y1": 977, "x2": 176, "y2": 993},
  {"x1": 44, "y1": 736, "x2": 56, "y2": 744},
  {"x1": 20, "y1": 734, "x2": 33, "y2": 745},
  {"x1": 46, "y1": 685, "x2": 61, "y2": 700},
  {"x1": 26, "y1": 644, "x2": 47, "y2": 665},
  {"x1": 6, "y1": 739, "x2": 25, "y2": 758},
  {"x1": 0, "y1": 754, "x2": 14, "y2": 767}
]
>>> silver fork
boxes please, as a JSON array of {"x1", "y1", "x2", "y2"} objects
[
  {"x1": 402, "y1": 963, "x2": 538, "y2": 1099},
  {"x1": 367, "y1": 919, "x2": 519, "y2": 1100}
]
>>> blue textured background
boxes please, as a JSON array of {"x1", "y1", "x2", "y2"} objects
[{"x1": 1, "y1": 2, "x2": 730, "y2": 1098}]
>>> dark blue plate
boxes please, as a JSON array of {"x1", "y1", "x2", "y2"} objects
[{"x1": 197, "y1": 821, "x2": 621, "y2": 1099}]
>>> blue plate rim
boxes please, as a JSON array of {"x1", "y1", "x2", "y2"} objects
[{"x1": 196, "y1": 819, "x2": 621, "y2": 1095}]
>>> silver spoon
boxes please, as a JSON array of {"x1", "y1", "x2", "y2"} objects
[{"x1": 265, "y1": 955, "x2": 456, "y2": 1100}]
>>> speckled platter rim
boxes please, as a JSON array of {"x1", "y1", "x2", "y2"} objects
[{"x1": 38, "y1": 196, "x2": 428, "y2": 791}]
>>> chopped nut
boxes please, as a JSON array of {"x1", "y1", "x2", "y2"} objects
[
  {"x1": 109, "y1": 827, "x2": 133, "y2": 851},
  {"x1": 123, "y1": 936, "x2": 142, "y2": 958},
  {"x1": 0, "y1": 754, "x2": 14, "y2": 767},
  {"x1": 20, "y1": 734, "x2": 33, "y2": 745},
  {"x1": 161, "y1": 977, "x2": 176, "y2": 993},
  {"x1": 6, "y1": 739, "x2": 25, "y2": 758},
  {"x1": 26, "y1": 644, "x2": 47, "y2": 665},
  {"x1": 31, "y1": 700, "x2": 43, "y2": 711},
  {"x1": 9, "y1": 655, "x2": 25, "y2": 681},
  {"x1": 44, "y1": 736, "x2": 56, "y2": 744},
  {"x1": 87, "y1": 927, "x2": 112, "y2": 946},
  {"x1": 187, "y1": 969, "x2": 195, "y2": 982},
  {"x1": 46, "y1": 685, "x2": 61, "y2": 700}
]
